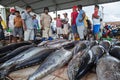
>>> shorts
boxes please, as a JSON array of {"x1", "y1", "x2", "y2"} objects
[
  {"x1": 24, "y1": 29, "x2": 34, "y2": 41},
  {"x1": 63, "y1": 26, "x2": 69, "y2": 35},
  {"x1": 13, "y1": 27, "x2": 23, "y2": 38},
  {"x1": 57, "y1": 27, "x2": 63, "y2": 35},
  {"x1": 71, "y1": 24, "x2": 77, "y2": 34},
  {"x1": 0, "y1": 29, "x2": 5, "y2": 40},
  {"x1": 9, "y1": 27, "x2": 14, "y2": 35},
  {"x1": 42, "y1": 27, "x2": 52, "y2": 38},
  {"x1": 93, "y1": 25, "x2": 100, "y2": 34}
]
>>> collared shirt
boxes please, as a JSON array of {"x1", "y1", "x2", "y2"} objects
[
  {"x1": 14, "y1": 16, "x2": 23, "y2": 27},
  {"x1": 22, "y1": 11, "x2": 34, "y2": 29},
  {"x1": 40, "y1": 13, "x2": 52, "y2": 28},
  {"x1": 76, "y1": 10, "x2": 85, "y2": 27}
]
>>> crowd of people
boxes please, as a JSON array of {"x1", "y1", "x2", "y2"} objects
[
  {"x1": 55, "y1": 5, "x2": 102, "y2": 41},
  {"x1": 0, "y1": 6, "x2": 40, "y2": 45},
  {"x1": 0, "y1": 4, "x2": 103, "y2": 45}
]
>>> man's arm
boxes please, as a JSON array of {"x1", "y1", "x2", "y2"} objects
[
  {"x1": 21, "y1": 13, "x2": 27, "y2": 31},
  {"x1": 71, "y1": 13, "x2": 73, "y2": 25},
  {"x1": 22, "y1": 19, "x2": 27, "y2": 31}
]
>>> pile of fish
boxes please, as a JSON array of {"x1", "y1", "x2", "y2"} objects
[{"x1": 0, "y1": 39, "x2": 119, "y2": 80}]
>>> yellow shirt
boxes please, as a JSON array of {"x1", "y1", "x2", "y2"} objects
[
  {"x1": 1, "y1": 20, "x2": 7, "y2": 29},
  {"x1": 84, "y1": 16, "x2": 88, "y2": 27}
]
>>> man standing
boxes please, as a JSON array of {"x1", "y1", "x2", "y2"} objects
[
  {"x1": 92, "y1": 5, "x2": 102, "y2": 40},
  {"x1": 22, "y1": 6, "x2": 34, "y2": 42},
  {"x1": 71, "y1": 6, "x2": 78, "y2": 40},
  {"x1": 13, "y1": 11, "x2": 23, "y2": 43},
  {"x1": 40, "y1": 7, "x2": 52, "y2": 40},
  {"x1": 33, "y1": 14, "x2": 39, "y2": 41},
  {"x1": 76, "y1": 5, "x2": 85, "y2": 40},
  {"x1": 56, "y1": 14, "x2": 62, "y2": 38},
  {"x1": 7, "y1": 8, "x2": 16, "y2": 43},
  {"x1": 63, "y1": 13, "x2": 69, "y2": 39}
]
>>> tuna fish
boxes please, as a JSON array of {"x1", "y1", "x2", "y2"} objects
[
  {"x1": 12, "y1": 48, "x2": 56, "y2": 71},
  {"x1": 114, "y1": 41, "x2": 120, "y2": 46},
  {"x1": 38, "y1": 39, "x2": 67, "y2": 47},
  {"x1": 67, "y1": 48, "x2": 95, "y2": 80},
  {"x1": 67, "y1": 45, "x2": 105, "y2": 80},
  {"x1": 0, "y1": 47, "x2": 54, "y2": 78},
  {"x1": 96, "y1": 55, "x2": 120, "y2": 80},
  {"x1": 28, "y1": 48, "x2": 72, "y2": 80},
  {"x1": 0, "y1": 42, "x2": 31, "y2": 58},
  {"x1": 0, "y1": 44, "x2": 34, "y2": 63},
  {"x1": 109, "y1": 46, "x2": 120, "y2": 60},
  {"x1": 91, "y1": 45, "x2": 106, "y2": 64},
  {"x1": 72, "y1": 41, "x2": 88, "y2": 55}
]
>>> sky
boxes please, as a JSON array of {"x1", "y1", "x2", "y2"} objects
[{"x1": 49, "y1": 1, "x2": 120, "y2": 23}]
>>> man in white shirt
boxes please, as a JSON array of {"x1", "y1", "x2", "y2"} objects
[{"x1": 7, "y1": 8, "x2": 16, "y2": 43}]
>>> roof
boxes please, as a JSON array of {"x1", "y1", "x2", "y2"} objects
[{"x1": 0, "y1": 0, "x2": 119, "y2": 14}]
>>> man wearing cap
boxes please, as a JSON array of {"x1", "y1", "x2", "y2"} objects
[
  {"x1": 22, "y1": 6, "x2": 34, "y2": 42},
  {"x1": 71, "y1": 6, "x2": 78, "y2": 40},
  {"x1": 40, "y1": 7, "x2": 52, "y2": 40},
  {"x1": 7, "y1": 7, "x2": 16, "y2": 43}
]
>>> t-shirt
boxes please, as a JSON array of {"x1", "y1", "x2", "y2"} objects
[
  {"x1": 84, "y1": 16, "x2": 88, "y2": 27},
  {"x1": 22, "y1": 11, "x2": 34, "y2": 29},
  {"x1": 56, "y1": 18, "x2": 62, "y2": 27},
  {"x1": 40, "y1": 13, "x2": 52, "y2": 28},
  {"x1": 76, "y1": 10, "x2": 85, "y2": 27},
  {"x1": 93, "y1": 11, "x2": 102, "y2": 25},
  {"x1": 33, "y1": 19, "x2": 39, "y2": 29},
  {"x1": 71, "y1": 11, "x2": 78, "y2": 25},
  {"x1": 8, "y1": 14, "x2": 16, "y2": 29},
  {"x1": 63, "y1": 17, "x2": 69, "y2": 27},
  {"x1": 14, "y1": 16, "x2": 23, "y2": 27}
]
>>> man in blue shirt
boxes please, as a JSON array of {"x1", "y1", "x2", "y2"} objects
[
  {"x1": 33, "y1": 14, "x2": 39, "y2": 40},
  {"x1": 22, "y1": 6, "x2": 34, "y2": 42},
  {"x1": 76, "y1": 5, "x2": 85, "y2": 40}
]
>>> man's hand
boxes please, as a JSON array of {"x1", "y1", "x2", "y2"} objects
[
  {"x1": 23, "y1": 26, "x2": 27, "y2": 31},
  {"x1": 79, "y1": 19, "x2": 83, "y2": 22},
  {"x1": 41, "y1": 26, "x2": 44, "y2": 30}
]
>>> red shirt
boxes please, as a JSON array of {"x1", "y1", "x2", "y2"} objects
[{"x1": 71, "y1": 11, "x2": 78, "y2": 25}]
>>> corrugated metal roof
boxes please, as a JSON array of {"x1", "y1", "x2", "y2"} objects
[{"x1": 0, "y1": 0, "x2": 119, "y2": 14}]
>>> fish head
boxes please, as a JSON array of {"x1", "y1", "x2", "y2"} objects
[
  {"x1": 99, "y1": 40, "x2": 111, "y2": 51},
  {"x1": 91, "y1": 45, "x2": 106, "y2": 64}
]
